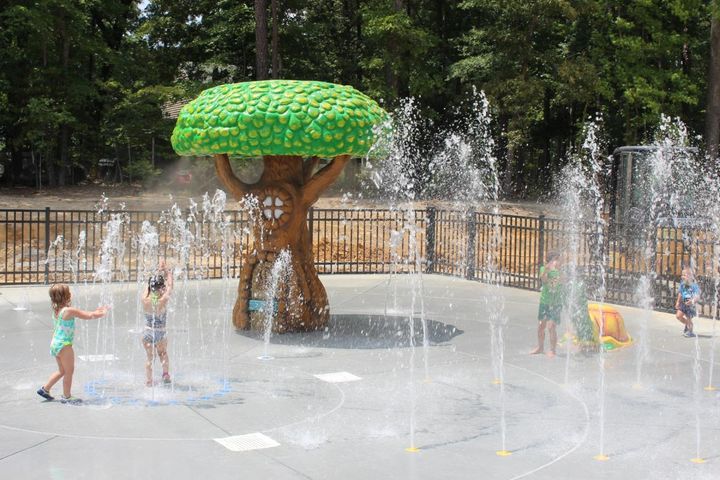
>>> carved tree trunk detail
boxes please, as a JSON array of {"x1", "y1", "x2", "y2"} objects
[{"x1": 214, "y1": 153, "x2": 349, "y2": 332}]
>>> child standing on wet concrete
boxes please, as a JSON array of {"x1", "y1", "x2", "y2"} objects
[
  {"x1": 531, "y1": 251, "x2": 563, "y2": 357},
  {"x1": 37, "y1": 284, "x2": 109, "y2": 404}
]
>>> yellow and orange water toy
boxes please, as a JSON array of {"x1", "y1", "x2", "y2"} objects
[{"x1": 587, "y1": 303, "x2": 633, "y2": 350}]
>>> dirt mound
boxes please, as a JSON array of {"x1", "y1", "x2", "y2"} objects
[{"x1": 0, "y1": 184, "x2": 554, "y2": 217}]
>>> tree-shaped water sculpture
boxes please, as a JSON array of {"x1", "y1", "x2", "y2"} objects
[{"x1": 171, "y1": 80, "x2": 388, "y2": 332}]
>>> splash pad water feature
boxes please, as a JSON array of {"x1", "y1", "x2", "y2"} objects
[{"x1": 3, "y1": 88, "x2": 720, "y2": 479}]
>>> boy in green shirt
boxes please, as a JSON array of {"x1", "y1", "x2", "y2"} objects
[{"x1": 531, "y1": 251, "x2": 563, "y2": 357}]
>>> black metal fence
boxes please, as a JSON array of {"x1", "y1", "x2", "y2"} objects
[{"x1": 1, "y1": 207, "x2": 717, "y2": 316}]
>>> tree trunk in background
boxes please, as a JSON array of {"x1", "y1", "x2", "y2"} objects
[
  {"x1": 58, "y1": 126, "x2": 69, "y2": 186},
  {"x1": 58, "y1": 13, "x2": 71, "y2": 186},
  {"x1": 340, "y1": 0, "x2": 362, "y2": 87},
  {"x1": 3, "y1": 116, "x2": 23, "y2": 185},
  {"x1": 681, "y1": 25, "x2": 692, "y2": 120},
  {"x1": 541, "y1": 87, "x2": 551, "y2": 189},
  {"x1": 270, "y1": 0, "x2": 280, "y2": 79},
  {"x1": 343, "y1": 158, "x2": 360, "y2": 190},
  {"x1": 706, "y1": 4, "x2": 720, "y2": 158},
  {"x1": 8, "y1": 150, "x2": 24, "y2": 185},
  {"x1": 255, "y1": 0, "x2": 269, "y2": 80},
  {"x1": 496, "y1": 113, "x2": 510, "y2": 196},
  {"x1": 214, "y1": 154, "x2": 350, "y2": 332},
  {"x1": 514, "y1": 152, "x2": 526, "y2": 198},
  {"x1": 385, "y1": 0, "x2": 407, "y2": 97},
  {"x1": 47, "y1": 150, "x2": 57, "y2": 187},
  {"x1": 503, "y1": 146, "x2": 515, "y2": 195},
  {"x1": 354, "y1": 0, "x2": 362, "y2": 85}
]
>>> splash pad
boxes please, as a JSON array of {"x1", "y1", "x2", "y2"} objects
[
  {"x1": 2, "y1": 87, "x2": 720, "y2": 479},
  {"x1": 2, "y1": 275, "x2": 719, "y2": 479}
]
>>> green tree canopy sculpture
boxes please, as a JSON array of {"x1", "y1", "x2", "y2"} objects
[
  {"x1": 172, "y1": 80, "x2": 386, "y2": 158},
  {"x1": 171, "y1": 80, "x2": 388, "y2": 332}
]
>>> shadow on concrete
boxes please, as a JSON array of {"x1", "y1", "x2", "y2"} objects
[{"x1": 237, "y1": 314, "x2": 463, "y2": 349}]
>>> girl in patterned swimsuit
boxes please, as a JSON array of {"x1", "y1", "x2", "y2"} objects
[
  {"x1": 142, "y1": 262, "x2": 173, "y2": 386},
  {"x1": 37, "y1": 284, "x2": 109, "y2": 404}
]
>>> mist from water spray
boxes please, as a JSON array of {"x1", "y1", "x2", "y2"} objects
[
  {"x1": 165, "y1": 202, "x2": 195, "y2": 383},
  {"x1": 634, "y1": 116, "x2": 697, "y2": 387},
  {"x1": 423, "y1": 90, "x2": 502, "y2": 391},
  {"x1": 94, "y1": 209, "x2": 128, "y2": 369},
  {"x1": 556, "y1": 118, "x2": 609, "y2": 458},
  {"x1": 701, "y1": 167, "x2": 720, "y2": 390},
  {"x1": 631, "y1": 117, "x2": 710, "y2": 462},
  {"x1": 666, "y1": 133, "x2": 720, "y2": 463},
  {"x1": 136, "y1": 219, "x2": 161, "y2": 394},
  {"x1": 259, "y1": 249, "x2": 292, "y2": 360},
  {"x1": 85, "y1": 191, "x2": 239, "y2": 403},
  {"x1": 369, "y1": 90, "x2": 507, "y2": 452},
  {"x1": 431, "y1": 90, "x2": 509, "y2": 454},
  {"x1": 438, "y1": 90, "x2": 508, "y2": 453},
  {"x1": 557, "y1": 117, "x2": 608, "y2": 368},
  {"x1": 368, "y1": 98, "x2": 429, "y2": 450},
  {"x1": 557, "y1": 155, "x2": 585, "y2": 385},
  {"x1": 617, "y1": 115, "x2": 707, "y2": 460}
]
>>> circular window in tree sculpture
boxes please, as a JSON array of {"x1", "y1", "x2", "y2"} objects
[
  {"x1": 260, "y1": 186, "x2": 292, "y2": 227},
  {"x1": 171, "y1": 80, "x2": 388, "y2": 332}
]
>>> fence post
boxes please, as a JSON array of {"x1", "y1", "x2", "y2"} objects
[
  {"x1": 308, "y1": 206, "x2": 314, "y2": 240},
  {"x1": 44, "y1": 207, "x2": 50, "y2": 285},
  {"x1": 466, "y1": 211, "x2": 477, "y2": 279},
  {"x1": 537, "y1": 215, "x2": 545, "y2": 289},
  {"x1": 425, "y1": 207, "x2": 436, "y2": 273}
]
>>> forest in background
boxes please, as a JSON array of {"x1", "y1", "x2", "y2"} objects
[{"x1": 1, "y1": 0, "x2": 719, "y2": 198}]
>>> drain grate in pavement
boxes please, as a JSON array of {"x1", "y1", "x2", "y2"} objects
[
  {"x1": 78, "y1": 354, "x2": 118, "y2": 362},
  {"x1": 313, "y1": 371, "x2": 362, "y2": 383},
  {"x1": 214, "y1": 433, "x2": 280, "y2": 452}
]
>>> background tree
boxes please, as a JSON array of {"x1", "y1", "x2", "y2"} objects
[
  {"x1": 361, "y1": 0, "x2": 439, "y2": 102},
  {"x1": 707, "y1": 0, "x2": 720, "y2": 157},
  {"x1": 451, "y1": 0, "x2": 578, "y2": 195},
  {"x1": 271, "y1": 0, "x2": 281, "y2": 78},
  {"x1": 0, "y1": 0, "x2": 716, "y2": 197},
  {"x1": 255, "y1": 0, "x2": 269, "y2": 80},
  {"x1": 595, "y1": 0, "x2": 707, "y2": 145}
]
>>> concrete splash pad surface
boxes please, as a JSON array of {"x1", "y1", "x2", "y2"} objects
[{"x1": 0, "y1": 275, "x2": 718, "y2": 479}]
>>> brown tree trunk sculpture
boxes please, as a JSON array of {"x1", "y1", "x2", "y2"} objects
[{"x1": 214, "y1": 153, "x2": 349, "y2": 332}]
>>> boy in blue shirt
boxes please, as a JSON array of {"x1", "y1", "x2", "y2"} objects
[{"x1": 676, "y1": 265, "x2": 701, "y2": 338}]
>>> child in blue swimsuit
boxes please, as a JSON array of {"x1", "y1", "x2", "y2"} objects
[
  {"x1": 676, "y1": 265, "x2": 701, "y2": 338},
  {"x1": 37, "y1": 284, "x2": 109, "y2": 403},
  {"x1": 142, "y1": 262, "x2": 173, "y2": 386}
]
